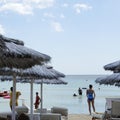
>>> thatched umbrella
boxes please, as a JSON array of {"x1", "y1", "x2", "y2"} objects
[
  {"x1": 104, "y1": 60, "x2": 120, "y2": 73},
  {"x1": 46, "y1": 66, "x2": 65, "y2": 78},
  {"x1": 20, "y1": 78, "x2": 67, "y2": 110},
  {"x1": 0, "y1": 65, "x2": 66, "y2": 120},
  {"x1": 18, "y1": 65, "x2": 66, "y2": 115},
  {"x1": 96, "y1": 60, "x2": 120, "y2": 87},
  {"x1": 95, "y1": 73, "x2": 120, "y2": 87},
  {"x1": 0, "y1": 35, "x2": 51, "y2": 120},
  {"x1": 28, "y1": 65, "x2": 66, "y2": 110},
  {"x1": 0, "y1": 34, "x2": 51, "y2": 68}
]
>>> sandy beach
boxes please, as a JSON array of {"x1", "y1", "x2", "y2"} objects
[{"x1": 67, "y1": 114, "x2": 92, "y2": 120}]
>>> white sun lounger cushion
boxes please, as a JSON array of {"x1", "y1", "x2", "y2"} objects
[
  {"x1": 15, "y1": 106, "x2": 29, "y2": 114},
  {"x1": 0, "y1": 112, "x2": 17, "y2": 119},
  {"x1": 0, "y1": 112, "x2": 18, "y2": 120},
  {"x1": 27, "y1": 113, "x2": 40, "y2": 120},
  {"x1": 51, "y1": 107, "x2": 68, "y2": 117},
  {"x1": 34, "y1": 108, "x2": 47, "y2": 113}
]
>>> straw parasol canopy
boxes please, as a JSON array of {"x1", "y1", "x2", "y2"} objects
[
  {"x1": 0, "y1": 34, "x2": 51, "y2": 68},
  {"x1": 0, "y1": 65, "x2": 66, "y2": 115},
  {"x1": 0, "y1": 65, "x2": 65, "y2": 80},
  {"x1": 0, "y1": 34, "x2": 51, "y2": 120},
  {"x1": 46, "y1": 66, "x2": 65, "y2": 78},
  {"x1": 95, "y1": 60, "x2": 120, "y2": 87},
  {"x1": 21, "y1": 65, "x2": 66, "y2": 110},
  {"x1": 104, "y1": 60, "x2": 120, "y2": 73},
  {"x1": 33, "y1": 78, "x2": 67, "y2": 84},
  {"x1": 95, "y1": 73, "x2": 120, "y2": 87}
]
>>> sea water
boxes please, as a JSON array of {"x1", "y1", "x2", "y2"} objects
[{"x1": 0, "y1": 75, "x2": 120, "y2": 114}]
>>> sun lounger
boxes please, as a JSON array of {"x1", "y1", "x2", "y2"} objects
[
  {"x1": 0, "y1": 111, "x2": 18, "y2": 120},
  {"x1": 34, "y1": 108, "x2": 62, "y2": 120},
  {"x1": 15, "y1": 106, "x2": 29, "y2": 115},
  {"x1": 27, "y1": 113, "x2": 40, "y2": 120},
  {"x1": 105, "y1": 98, "x2": 120, "y2": 112},
  {"x1": 34, "y1": 108, "x2": 47, "y2": 113},
  {"x1": 103, "y1": 98, "x2": 120, "y2": 120},
  {"x1": 108, "y1": 101, "x2": 120, "y2": 120},
  {"x1": 51, "y1": 107, "x2": 68, "y2": 119},
  {"x1": 0, "y1": 112, "x2": 13, "y2": 119}
]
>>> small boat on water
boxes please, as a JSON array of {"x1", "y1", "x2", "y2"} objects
[{"x1": 0, "y1": 91, "x2": 9, "y2": 97}]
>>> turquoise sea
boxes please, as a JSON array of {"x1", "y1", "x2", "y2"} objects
[{"x1": 0, "y1": 75, "x2": 120, "y2": 114}]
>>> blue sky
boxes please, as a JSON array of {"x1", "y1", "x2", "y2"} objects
[{"x1": 0, "y1": 0, "x2": 120, "y2": 75}]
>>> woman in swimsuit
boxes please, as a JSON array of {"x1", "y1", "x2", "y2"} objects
[{"x1": 86, "y1": 84, "x2": 96, "y2": 115}]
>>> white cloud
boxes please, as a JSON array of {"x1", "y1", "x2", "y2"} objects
[
  {"x1": 0, "y1": 24, "x2": 5, "y2": 35},
  {"x1": 23, "y1": 0, "x2": 55, "y2": 9},
  {"x1": 62, "y1": 3, "x2": 69, "y2": 8},
  {"x1": 43, "y1": 12, "x2": 55, "y2": 18},
  {"x1": 0, "y1": 3, "x2": 33, "y2": 15},
  {"x1": 37, "y1": 0, "x2": 55, "y2": 9},
  {"x1": 51, "y1": 21, "x2": 64, "y2": 32},
  {"x1": 74, "y1": 3, "x2": 92, "y2": 14},
  {"x1": 0, "y1": 0, "x2": 55, "y2": 15}
]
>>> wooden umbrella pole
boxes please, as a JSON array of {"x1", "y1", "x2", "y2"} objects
[
  {"x1": 30, "y1": 79, "x2": 34, "y2": 120},
  {"x1": 12, "y1": 73, "x2": 16, "y2": 120},
  {"x1": 40, "y1": 80, "x2": 43, "y2": 109}
]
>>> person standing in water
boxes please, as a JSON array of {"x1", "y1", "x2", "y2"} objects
[
  {"x1": 78, "y1": 87, "x2": 82, "y2": 95},
  {"x1": 86, "y1": 84, "x2": 95, "y2": 115}
]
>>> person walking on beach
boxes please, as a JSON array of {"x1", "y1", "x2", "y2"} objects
[
  {"x1": 34, "y1": 92, "x2": 41, "y2": 109},
  {"x1": 9, "y1": 87, "x2": 21, "y2": 110},
  {"x1": 86, "y1": 84, "x2": 95, "y2": 115}
]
